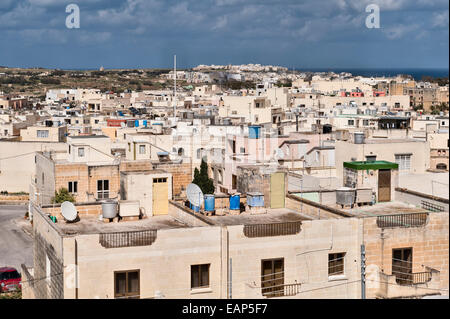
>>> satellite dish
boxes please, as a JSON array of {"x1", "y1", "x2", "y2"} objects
[
  {"x1": 186, "y1": 183, "x2": 204, "y2": 207},
  {"x1": 61, "y1": 201, "x2": 77, "y2": 222},
  {"x1": 275, "y1": 148, "x2": 285, "y2": 159}
]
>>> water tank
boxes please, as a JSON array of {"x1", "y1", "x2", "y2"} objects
[
  {"x1": 354, "y1": 132, "x2": 365, "y2": 144},
  {"x1": 336, "y1": 187, "x2": 356, "y2": 207},
  {"x1": 204, "y1": 195, "x2": 215, "y2": 212},
  {"x1": 249, "y1": 126, "x2": 261, "y2": 139},
  {"x1": 102, "y1": 200, "x2": 118, "y2": 218},
  {"x1": 135, "y1": 120, "x2": 139, "y2": 127},
  {"x1": 143, "y1": 120, "x2": 148, "y2": 127},
  {"x1": 229, "y1": 193, "x2": 241, "y2": 210},
  {"x1": 189, "y1": 202, "x2": 200, "y2": 212},
  {"x1": 247, "y1": 192, "x2": 264, "y2": 207},
  {"x1": 223, "y1": 118, "x2": 231, "y2": 125},
  {"x1": 152, "y1": 123, "x2": 163, "y2": 134}
]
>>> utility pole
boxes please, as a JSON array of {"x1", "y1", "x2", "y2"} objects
[
  {"x1": 173, "y1": 54, "x2": 177, "y2": 118},
  {"x1": 228, "y1": 258, "x2": 232, "y2": 299},
  {"x1": 361, "y1": 244, "x2": 366, "y2": 299}
]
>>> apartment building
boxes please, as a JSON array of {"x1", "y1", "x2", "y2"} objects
[{"x1": 22, "y1": 184, "x2": 448, "y2": 299}]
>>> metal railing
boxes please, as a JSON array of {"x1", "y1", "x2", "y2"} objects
[
  {"x1": 394, "y1": 271, "x2": 432, "y2": 285},
  {"x1": 243, "y1": 221, "x2": 302, "y2": 238},
  {"x1": 376, "y1": 213, "x2": 428, "y2": 228},
  {"x1": 421, "y1": 200, "x2": 445, "y2": 212},
  {"x1": 99, "y1": 230, "x2": 157, "y2": 248},
  {"x1": 262, "y1": 283, "x2": 302, "y2": 298}
]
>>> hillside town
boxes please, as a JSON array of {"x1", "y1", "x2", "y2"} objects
[{"x1": 0, "y1": 64, "x2": 448, "y2": 300}]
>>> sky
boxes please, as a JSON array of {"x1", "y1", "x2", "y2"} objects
[{"x1": 0, "y1": 0, "x2": 448, "y2": 70}]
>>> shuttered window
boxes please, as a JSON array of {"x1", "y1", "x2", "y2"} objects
[{"x1": 395, "y1": 154, "x2": 411, "y2": 171}]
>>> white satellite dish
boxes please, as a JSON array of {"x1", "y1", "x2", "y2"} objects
[
  {"x1": 186, "y1": 183, "x2": 204, "y2": 207},
  {"x1": 61, "y1": 201, "x2": 77, "y2": 222},
  {"x1": 275, "y1": 148, "x2": 285, "y2": 159}
]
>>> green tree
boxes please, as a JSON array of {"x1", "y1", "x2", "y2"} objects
[
  {"x1": 52, "y1": 188, "x2": 75, "y2": 204},
  {"x1": 192, "y1": 160, "x2": 215, "y2": 195}
]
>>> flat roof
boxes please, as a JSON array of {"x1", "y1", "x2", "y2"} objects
[
  {"x1": 69, "y1": 135, "x2": 109, "y2": 139},
  {"x1": 341, "y1": 201, "x2": 428, "y2": 217},
  {"x1": 54, "y1": 215, "x2": 189, "y2": 235},
  {"x1": 344, "y1": 160, "x2": 398, "y2": 170},
  {"x1": 207, "y1": 208, "x2": 309, "y2": 226}
]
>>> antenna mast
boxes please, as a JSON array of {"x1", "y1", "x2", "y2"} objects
[{"x1": 173, "y1": 54, "x2": 177, "y2": 118}]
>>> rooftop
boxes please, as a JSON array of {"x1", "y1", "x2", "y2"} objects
[
  {"x1": 341, "y1": 201, "x2": 428, "y2": 217},
  {"x1": 207, "y1": 208, "x2": 310, "y2": 226},
  {"x1": 53, "y1": 215, "x2": 189, "y2": 236},
  {"x1": 343, "y1": 160, "x2": 398, "y2": 170}
]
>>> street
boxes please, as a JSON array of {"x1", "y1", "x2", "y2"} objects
[{"x1": 0, "y1": 205, "x2": 33, "y2": 272}]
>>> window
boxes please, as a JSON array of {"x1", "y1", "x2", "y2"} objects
[
  {"x1": 114, "y1": 270, "x2": 140, "y2": 299},
  {"x1": 97, "y1": 180, "x2": 109, "y2": 199},
  {"x1": 240, "y1": 147, "x2": 245, "y2": 153},
  {"x1": 328, "y1": 253, "x2": 345, "y2": 276},
  {"x1": 78, "y1": 147, "x2": 85, "y2": 157},
  {"x1": 392, "y1": 248, "x2": 412, "y2": 285},
  {"x1": 139, "y1": 145, "x2": 146, "y2": 154},
  {"x1": 395, "y1": 154, "x2": 411, "y2": 171},
  {"x1": 363, "y1": 120, "x2": 369, "y2": 126},
  {"x1": 348, "y1": 120, "x2": 354, "y2": 126},
  {"x1": 37, "y1": 130, "x2": 49, "y2": 138},
  {"x1": 191, "y1": 264, "x2": 210, "y2": 289},
  {"x1": 366, "y1": 155, "x2": 377, "y2": 162},
  {"x1": 68, "y1": 181, "x2": 78, "y2": 194},
  {"x1": 261, "y1": 258, "x2": 284, "y2": 297},
  {"x1": 153, "y1": 178, "x2": 167, "y2": 183}
]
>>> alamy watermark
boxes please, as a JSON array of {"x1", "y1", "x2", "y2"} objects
[
  {"x1": 66, "y1": 4, "x2": 80, "y2": 29},
  {"x1": 365, "y1": 4, "x2": 380, "y2": 29}
]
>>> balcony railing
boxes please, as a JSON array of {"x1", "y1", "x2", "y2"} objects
[
  {"x1": 244, "y1": 221, "x2": 302, "y2": 238},
  {"x1": 262, "y1": 283, "x2": 302, "y2": 298},
  {"x1": 395, "y1": 271, "x2": 432, "y2": 285},
  {"x1": 376, "y1": 213, "x2": 428, "y2": 228},
  {"x1": 99, "y1": 230, "x2": 157, "y2": 248},
  {"x1": 421, "y1": 200, "x2": 445, "y2": 212}
]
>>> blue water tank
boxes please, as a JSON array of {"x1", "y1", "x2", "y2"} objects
[
  {"x1": 204, "y1": 195, "x2": 215, "y2": 212},
  {"x1": 135, "y1": 120, "x2": 139, "y2": 127},
  {"x1": 229, "y1": 194, "x2": 240, "y2": 210},
  {"x1": 118, "y1": 111, "x2": 124, "y2": 116},
  {"x1": 247, "y1": 192, "x2": 264, "y2": 207},
  {"x1": 143, "y1": 120, "x2": 148, "y2": 127},
  {"x1": 248, "y1": 126, "x2": 261, "y2": 139},
  {"x1": 192, "y1": 204, "x2": 200, "y2": 212}
]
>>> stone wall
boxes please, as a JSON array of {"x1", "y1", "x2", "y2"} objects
[{"x1": 364, "y1": 212, "x2": 449, "y2": 298}]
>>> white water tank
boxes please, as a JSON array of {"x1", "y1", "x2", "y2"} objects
[
  {"x1": 354, "y1": 132, "x2": 365, "y2": 144},
  {"x1": 102, "y1": 200, "x2": 118, "y2": 218}
]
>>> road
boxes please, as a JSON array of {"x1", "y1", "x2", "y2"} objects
[{"x1": 0, "y1": 205, "x2": 33, "y2": 272}]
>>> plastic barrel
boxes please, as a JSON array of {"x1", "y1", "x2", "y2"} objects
[
  {"x1": 229, "y1": 194, "x2": 240, "y2": 210},
  {"x1": 248, "y1": 126, "x2": 261, "y2": 139},
  {"x1": 204, "y1": 195, "x2": 215, "y2": 212}
]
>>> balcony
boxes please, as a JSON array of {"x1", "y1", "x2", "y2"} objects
[
  {"x1": 262, "y1": 283, "x2": 302, "y2": 298},
  {"x1": 243, "y1": 221, "x2": 302, "y2": 238},
  {"x1": 369, "y1": 267, "x2": 441, "y2": 299},
  {"x1": 376, "y1": 213, "x2": 428, "y2": 228}
]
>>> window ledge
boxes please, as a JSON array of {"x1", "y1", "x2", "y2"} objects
[
  {"x1": 328, "y1": 275, "x2": 348, "y2": 282},
  {"x1": 190, "y1": 287, "x2": 212, "y2": 295}
]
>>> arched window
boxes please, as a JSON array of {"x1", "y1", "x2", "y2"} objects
[
  {"x1": 178, "y1": 148, "x2": 184, "y2": 156},
  {"x1": 436, "y1": 163, "x2": 447, "y2": 170}
]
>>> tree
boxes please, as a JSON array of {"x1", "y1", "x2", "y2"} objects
[
  {"x1": 192, "y1": 160, "x2": 215, "y2": 195},
  {"x1": 52, "y1": 188, "x2": 75, "y2": 203}
]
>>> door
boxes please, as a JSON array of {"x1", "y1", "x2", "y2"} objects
[
  {"x1": 261, "y1": 258, "x2": 284, "y2": 297},
  {"x1": 270, "y1": 172, "x2": 285, "y2": 208},
  {"x1": 392, "y1": 248, "x2": 412, "y2": 285},
  {"x1": 378, "y1": 169, "x2": 391, "y2": 202},
  {"x1": 152, "y1": 178, "x2": 168, "y2": 215}
]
